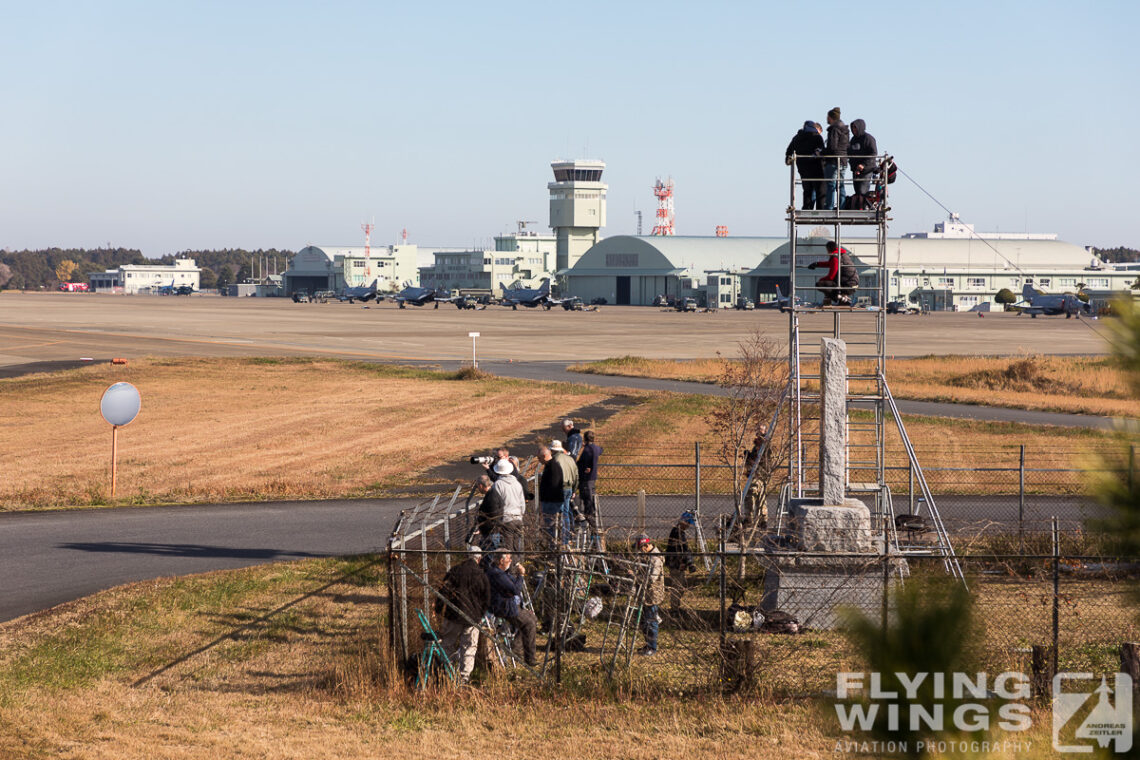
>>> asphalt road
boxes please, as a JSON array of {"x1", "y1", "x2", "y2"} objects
[
  {"x1": 474, "y1": 360, "x2": 1120, "y2": 430},
  {"x1": 0, "y1": 494, "x2": 1104, "y2": 623}
]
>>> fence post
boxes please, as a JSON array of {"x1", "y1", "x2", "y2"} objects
[
  {"x1": 718, "y1": 515, "x2": 727, "y2": 653},
  {"x1": 1131, "y1": 444, "x2": 1136, "y2": 493},
  {"x1": 554, "y1": 542, "x2": 563, "y2": 685},
  {"x1": 908, "y1": 461, "x2": 914, "y2": 513},
  {"x1": 398, "y1": 549, "x2": 409, "y2": 661},
  {"x1": 1018, "y1": 445, "x2": 1026, "y2": 553},
  {"x1": 637, "y1": 489, "x2": 646, "y2": 532},
  {"x1": 443, "y1": 513, "x2": 452, "y2": 571},
  {"x1": 1031, "y1": 645, "x2": 1050, "y2": 698},
  {"x1": 881, "y1": 517, "x2": 890, "y2": 635},
  {"x1": 694, "y1": 441, "x2": 702, "y2": 520},
  {"x1": 1121, "y1": 643, "x2": 1140, "y2": 696},
  {"x1": 1052, "y1": 516, "x2": 1060, "y2": 677}
]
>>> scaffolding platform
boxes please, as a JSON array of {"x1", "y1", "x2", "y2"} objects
[{"x1": 774, "y1": 153, "x2": 964, "y2": 582}]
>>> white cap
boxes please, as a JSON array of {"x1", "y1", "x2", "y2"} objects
[
  {"x1": 562, "y1": 419, "x2": 573, "y2": 428},
  {"x1": 494, "y1": 459, "x2": 514, "y2": 475},
  {"x1": 550, "y1": 440, "x2": 564, "y2": 452}
]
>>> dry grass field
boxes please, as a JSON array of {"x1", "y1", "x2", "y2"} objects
[
  {"x1": 0, "y1": 358, "x2": 608, "y2": 509},
  {"x1": 569, "y1": 355, "x2": 1139, "y2": 418},
  {"x1": 0, "y1": 357, "x2": 1125, "y2": 510},
  {"x1": 0, "y1": 557, "x2": 1093, "y2": 759}
]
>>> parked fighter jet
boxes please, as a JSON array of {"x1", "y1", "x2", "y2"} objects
[
  {"x1": 756, "y1": 285, "x2": 801, "y2": 312},
  {"x1": 339, "y1": 279, "x2": 379, "y2": 303},
  {"x1": 1017, "y1": 283, "x2": 1091, "y2": 318},
  {"x1": 392, "y1": 284, "x2": 459, "y2": 309},
  {"x1": 499, "y1": 279, "x2": 562, "y2": 310}
]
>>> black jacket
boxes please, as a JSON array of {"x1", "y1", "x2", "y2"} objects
[
  {"x1": 477, "y1": 487, "x2": 504, "y2": 535},
  {"x1": 538, "y1": 459, "x2": 564, "y2": 502},
  {"x1": 665, "y1": 525, "x2": 696, "y2": 572},
  {"x1": 825, "y1": 120, "x2": 850, "y2": 167},
  {"x1": 578, "y1": 443, "x2": 602, "y2": 482},
  {"x1": 485, "y1": 563, "x2": 524, "y2": 619},
  {"x1": 435, "y1": 558, "x2": 490, "y2": 624},
  {"x1": 785, "y1": 129, "x2": 825, "y2": 179},
  {"x1": 848, "y1": 119, "x2": 878, "y2": 174}
]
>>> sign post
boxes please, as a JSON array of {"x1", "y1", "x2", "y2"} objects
[
  {"x1": 468, "y1": 332, "x2": 480, "y2": 370},
  {"x1": 100, "y1": 382, "x2": 142, "y2": 497}
]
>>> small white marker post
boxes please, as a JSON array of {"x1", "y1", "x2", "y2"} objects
[
  {"x1": 468, "y1": 332, "x2": 480, "y2": 369},
  {"x1": 99, "y1": 382, "x2": 142, "y2": 498}
]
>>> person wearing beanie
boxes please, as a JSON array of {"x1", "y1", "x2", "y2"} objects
[
  {"x1": 848, "y1": 118, "x2": 879, "y2": 200},
  {"x1": 823, "y1": 107, "x2": 850, "y2": 210},
  {"x1": 784, "y1": 119, "x2": 825, "y2": 210}
]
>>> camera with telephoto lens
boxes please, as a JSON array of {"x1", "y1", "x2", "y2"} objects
[{"x1": 470, "y1": 455, "x2": 494, "y2": 465}]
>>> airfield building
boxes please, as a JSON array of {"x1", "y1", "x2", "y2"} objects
[
  {"x1": 560, "y1": 216, "x2": 1135, "y2": 310},
  {"x1": 88, "y1": 258, "x2": 201, "y2": 294},
  {"x1": 281, "y1": 244, "x2": 419, "y2": 296},
  {"x1": 559, "y1": 236, "x2": 784, "y2": 306},
  {"x1": 417, "y1": 231, "x2": 557, "y2": 293}
]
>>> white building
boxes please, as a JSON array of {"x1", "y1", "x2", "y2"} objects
[
  {"x1": 418, "y1": 231, "x2": 557, "y2": 292},
  {"x1": 89, "y1": 258, "x2": 200, "y2": 293},
  {"x1": 743, "y1": 218, "x2": 1134, "y2": 310},
  {"x1": 281, "y1": 244, "x2": 419, "y2": 295},
  {"x1": 706, "y1": 269, "x2": 749, "y2": 308}
]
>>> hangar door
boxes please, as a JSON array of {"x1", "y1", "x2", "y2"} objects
[{"x1": 616, "y1": 276, "x2": 631, "y2": 305}]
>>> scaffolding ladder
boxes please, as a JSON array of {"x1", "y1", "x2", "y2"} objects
[{"x1": 781, "y1": 158, "x2": 963, "y2": 582}]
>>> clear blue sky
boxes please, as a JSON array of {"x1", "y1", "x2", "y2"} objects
[{"x1": 2, "y1": 0, "x2": 1137, "y2": 256}]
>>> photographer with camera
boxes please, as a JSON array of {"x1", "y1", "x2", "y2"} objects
[
  {"x1": 474, "y1": 447, "x2": 531, "y2": 501},
  {"x1": 491, "y1": 459, "x2": 526, "y2": 557}
]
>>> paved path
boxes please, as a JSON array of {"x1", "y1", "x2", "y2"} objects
[
  {"x1": 476, "y1": 360, "x2": 1121, "y2": 430},
  {"x1": 0, "y1": 494, "x2": 1102, "y2": 623}
]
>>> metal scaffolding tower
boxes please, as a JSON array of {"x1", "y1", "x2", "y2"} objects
[{"x1": 781, "y1": 159, "x2": 963, "y2": 581}]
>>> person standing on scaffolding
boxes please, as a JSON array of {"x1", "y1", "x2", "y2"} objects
[
  {"x1": 848, "y1": 119, "x2": 879, "y2": 201},
  {"x1": 822, "y1": 107, "x2": 849, "y2": 210},
  {"x1": 808, "y1": 241, "x2": 859, "y2": 306},
  {"x1": 785, "y1": 120, "x2": 826, "y2": 210}
]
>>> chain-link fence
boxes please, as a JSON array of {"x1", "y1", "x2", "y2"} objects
[
  {"x1": 386, "y1": 477, "x2": 1140, "y2": 697},
  {"x1": 583, "y1": 441, "x2": 1128, "y2": 539}
]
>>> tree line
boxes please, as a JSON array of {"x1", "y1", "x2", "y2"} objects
[
  {"x1": 0, "y1": 248, "x2": 294, "y2": 290},
  {"x1": 1092, "y1": 246, "x2": 1140, "y2": 263}
]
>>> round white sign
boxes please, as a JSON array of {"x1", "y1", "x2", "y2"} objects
[{"x1": 100, "y1": 382, "x2": 142, "y2": 427}]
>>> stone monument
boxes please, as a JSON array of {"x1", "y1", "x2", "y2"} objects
[{"x1": 761, "y1": 338, "x2": 887, "y2": 629}]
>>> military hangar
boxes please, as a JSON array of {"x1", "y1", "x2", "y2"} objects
[
  {"x1": 560, "y1": 235, "x2": 784, "y2": 305},
  {"x1": 742, "y1": 218, "x2": 1133, "y2": 310}
]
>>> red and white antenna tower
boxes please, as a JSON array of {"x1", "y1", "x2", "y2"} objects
[
  {"x1": 651, "y1": 178, "x2": 674, "y2": 236},
  {"x1": 361, "y1": 219, "x2": 374, "y2": 279},
  {"x1": 401, "y1": 227, "x2": 408, "y2": 245}
]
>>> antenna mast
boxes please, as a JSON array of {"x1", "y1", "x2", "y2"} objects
[
  {"x1": 651, "y1": 178, "x2": 674, "y2": 236},
  {"x1": 361, "y1": 219, "x2": 375, "y2": 280}
]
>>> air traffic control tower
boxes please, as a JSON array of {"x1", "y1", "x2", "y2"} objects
[{"x1": 548, "y1": 159, "x2": 607, "y2": 271}]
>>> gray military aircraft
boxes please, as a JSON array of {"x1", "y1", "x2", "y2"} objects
[
  {"x1": 500, "y1": 279, "x2": 563, "y2": 310},
  {"x1": 1018, "y1": 283, "x2": 1091, "y2": 318},
  {"x1": 392, "y1": 284, "x2": 459, "y2": 309},
  {"x1": 338, "y1": 279, "x2": 380, "y2": 303}
]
